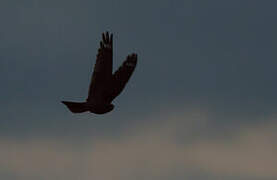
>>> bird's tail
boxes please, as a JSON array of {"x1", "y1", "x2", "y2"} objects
[{"x1": 61, "y1": 101, "x2": 88, "y2": 113}]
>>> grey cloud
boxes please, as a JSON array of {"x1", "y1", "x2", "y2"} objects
[
  {"x1": 1, "y1": 110, "x2": 277, "y2": 180},
  {"x1": 2, "y1": 0, "x2": 277, "y2": 111}
]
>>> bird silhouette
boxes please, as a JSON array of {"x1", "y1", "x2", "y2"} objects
[{"x1": 62, "y1": 32, "x2": 137, "y2": 114}]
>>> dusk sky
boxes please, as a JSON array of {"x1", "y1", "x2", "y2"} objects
[{"x1": 1, "y1": 0, "x2": 277, "y2": 179}]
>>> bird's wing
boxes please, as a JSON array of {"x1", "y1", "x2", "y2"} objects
[
  {"x1": 87, "y1": 32, "x2": 113, "y2": 101},
  {"x1": 106, "y1": 53, "x2": 137, "y2": 103}
]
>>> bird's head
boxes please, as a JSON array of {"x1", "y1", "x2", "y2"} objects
[
  {"x1": 106, "y1": 104, "x2": 114, "y2": 112},
  {"x1": 89, "y1": 103, "x2": 114, "y2": 114}
]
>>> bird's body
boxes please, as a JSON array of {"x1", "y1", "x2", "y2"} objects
[{"x1": 62, "y1": 32, "x2": 137, "y2": 114}]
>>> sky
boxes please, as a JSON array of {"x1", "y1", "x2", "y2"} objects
[{"x1": 1, "y1": 0, "x2": 277, "y2": 179}]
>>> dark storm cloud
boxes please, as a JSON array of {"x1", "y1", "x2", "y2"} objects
[{"x1": 2, "y1": 0, "x2": 277, "y2": 104}]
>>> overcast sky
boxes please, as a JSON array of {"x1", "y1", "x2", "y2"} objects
[{"x1": 1, "y1": 0, "x2": 277, "y2": 180}]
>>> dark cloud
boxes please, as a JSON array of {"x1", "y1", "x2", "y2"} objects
[{"x1": 1, "y1": 0, "x2": 276, "y2": 129}]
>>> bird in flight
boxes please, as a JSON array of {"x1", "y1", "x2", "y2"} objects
[{"x1": 62, "y1": 32, "x2": 137, "y2": 114}]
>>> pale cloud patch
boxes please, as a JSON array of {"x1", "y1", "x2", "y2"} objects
[{"x1": 1, "y1": 109, "x2": 277, "y2": 180}]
